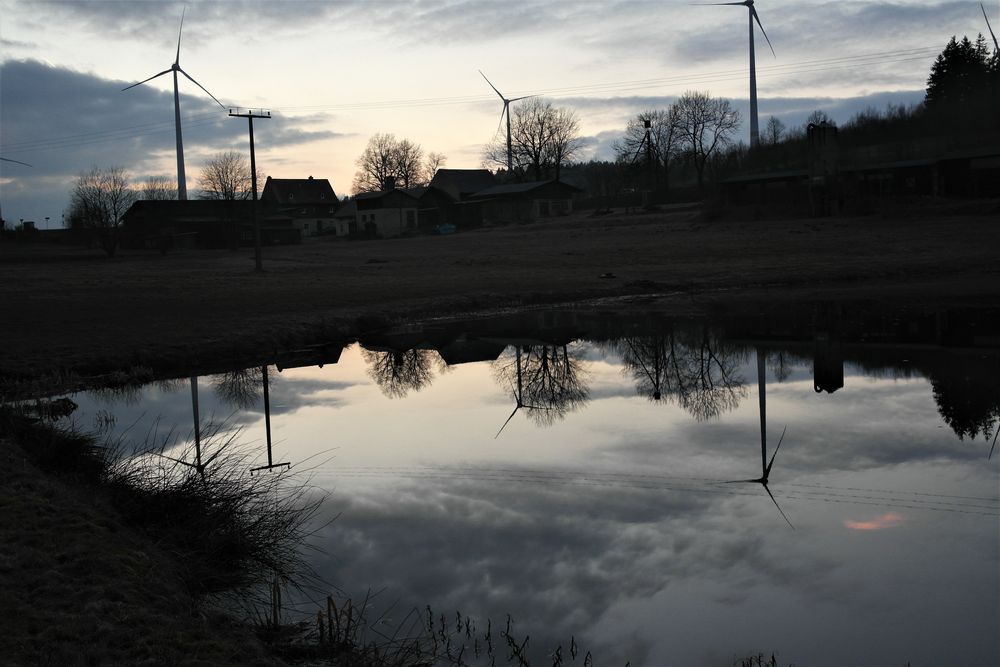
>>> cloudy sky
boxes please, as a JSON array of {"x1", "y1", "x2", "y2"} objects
[{"x1": 1, "y1": 0, "x2": 994, "y2": 226}]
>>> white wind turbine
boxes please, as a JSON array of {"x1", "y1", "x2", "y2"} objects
[
  {"x1": 697, "y1": 0, "x2": 775, "y2": 148},
  {"x1": 479, "y1": 70, "x2": 533, "y2": 174},
  {"x1": 122, "y1": 8, "x2": 225, "y2": 200}
]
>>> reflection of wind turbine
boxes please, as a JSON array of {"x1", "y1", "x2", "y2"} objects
[
  {"x1": 495, "y1": 347, "x2": 549, "y2": 438},
  {"x1": 159, "y1": 376, "x2": 226, "y2": 478},
  {"x1": 479, "y1": 70, "x2": 532, "y2": 174},
  {"x1": 726, "y1": 349, "x2": 794, "y2": 528},
  {"x1": 695, "y1": 0, "x2": 775, "y2": 148},
  {"x1": 122, "y1": 8, "x2": 225, "y2": 200}
]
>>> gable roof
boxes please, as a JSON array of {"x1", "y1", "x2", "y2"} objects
[
  {"x1": 261, "y1": 176, "x2": 337, "y2": 204},
  {"x1": 428, "y1": 169, "x2": 497, "y2": 200},
  {"x1": 469, "y1": 179, "x2": 583, "y2": 198},
  {"x1": 123, "y1": 199, "x2": 291, "y2": 223}
]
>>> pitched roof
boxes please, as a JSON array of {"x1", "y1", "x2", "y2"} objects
[
  {"x1": 261, "y1": 176, "x2": 337, "y2": 204},
  {"x1": 123, "y1": 199, "x2": 291, "y2": 222},
  {"x1": 428, "y1": 169, "x2": 497, "y2": 200},
  {"x1": 469, "y1": 179, "x2": 583, "y2": 198}
]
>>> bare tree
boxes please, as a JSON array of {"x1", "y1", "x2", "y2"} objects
[
  {"x1": 805, "y1": 109, "x2": 833, "y2": 127},
  {"x1": 763, "y1": 116, "x2": 786, "y2": 146},
  {"x1": 484, "y1": 98, "x2": 582, "y2": 181},
  {"x1": 140, "y1": 175, "x2": 178, "y2": 200},
  {"x1": 352, "y1": 133, "x2": 436, "y2": 193},
  {"x1": 197, "y1": 151, "x2": 256, "y2": 200},
  {"x1": 674, "y1": 91, "x2": 741, "y2": 188},
  {"x1": 68, "y1": 165, "x2": 137, "y2": 256},
  {"x1": 394, "y1": 138, "x2": 424, "y2": 188},
  {"x1": 613, "y1": 107, "x2": 682, "y2": 192},
  {"x1": 545, "y1": 106, "x2": 583, "y2": 180},
  {"x1": 423, "y1": 151, "x2": 447, "y2": 183}
]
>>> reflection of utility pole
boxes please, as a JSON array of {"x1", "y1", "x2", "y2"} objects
[
  {"x1": 229, "y1": 108, "x2": 270, "y2": 271},
  {"x1": 251, "y1": 365, "x2": 290, "y2": 474}
]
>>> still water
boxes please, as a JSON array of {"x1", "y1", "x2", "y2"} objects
[{"x1": 57, "y1": 308, "x2": 999, "y2": 665}]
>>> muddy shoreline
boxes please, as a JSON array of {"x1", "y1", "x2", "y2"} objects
[{"x1": 3, "y1": 205, "x2": 999, "y2": 388}]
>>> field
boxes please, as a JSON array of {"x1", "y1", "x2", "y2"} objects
[{"x1": 2, "y1": 202, "x2": 999, "y2": 381}]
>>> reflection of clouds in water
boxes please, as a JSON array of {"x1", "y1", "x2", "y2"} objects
[{"x1": 313, "y1": 473, "x2": 847, "y2": 663}]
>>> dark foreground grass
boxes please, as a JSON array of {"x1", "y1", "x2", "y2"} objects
[{"x1": 0, "y1": 409, "x2": 324, "y2": 665}]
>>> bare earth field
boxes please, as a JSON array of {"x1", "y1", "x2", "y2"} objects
[{"x1": 2, "y1": 203, "x2": 999, "y2": 381}]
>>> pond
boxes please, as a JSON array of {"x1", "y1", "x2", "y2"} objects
[{"x1": 52, "y1": 306, "x2": 999, "y2": 666}]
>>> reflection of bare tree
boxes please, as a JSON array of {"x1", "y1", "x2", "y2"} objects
[
  {"x1": 212, "y1": 367, "x2": 265, "y2": 410},
  {"x1": 492, "y1": 344, "x2": 589, "y2": 430},
  {"x1": 617, "y1": 327, "x2": 747, "y2": 421},
  {"x1": 361, "y1": 348, "x2": 437, "y2": 399},
  {"x1": 767, "y1": 350, "x2": 796, "y2": 383}
]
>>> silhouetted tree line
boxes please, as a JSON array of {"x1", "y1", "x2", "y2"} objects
[{"x1": 564, "y1": 32, "x2": 999, "y2": 204}]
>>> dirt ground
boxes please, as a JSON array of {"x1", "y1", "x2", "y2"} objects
[{"x1": 2, "y1": 203, "x2": 999, "y2": 381}]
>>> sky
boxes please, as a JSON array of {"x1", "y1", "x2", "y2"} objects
[{"x1": 1, "y1": 0, "x2": 995, "y2": 226}]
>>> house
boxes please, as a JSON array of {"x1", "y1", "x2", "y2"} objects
[
  {"x1": 121, "y1": 200, "x2": 299, "y2": 249},
  {"x1": 332, "y1": 199, "x2": 358, "y2": 237},
  {"x1": 467, "y1": 180, "x2": 583, "y2": 224},
  {"x1": 260, "y1": 176, "x2": 339, "y2": 238},
  {"x1": 354, "y1": 179, "x2": 421, "y2": 237},
  {"x1": 421, "y1": 169, "x2": 497, "y2": 228}
]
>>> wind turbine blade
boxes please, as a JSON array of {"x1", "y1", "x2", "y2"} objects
[
  {"x1": 0, "y1": 157, "x2": 33, "y2": 167},
  {"x1": 751, "y1": 6, "x2": 776, "y2": 57},
  {"x1": 763, "y1": 484, "x2": 795, "y2": 529},
  {"x1": 122, "y1": 68, "x2": 173, "y2": 91},
  {"x1": 175, "y1": 6, "x2": 187, "y2": 65},
  {"x1": 989, "y1": 422, "x2": 998, "y2": 460},
  {"x1": 689, "y1": 2, "x2": 747, "y2": 5},
  {"x1": 508, "y1": 95, "x2": 534, "y2": 102},
  {"x1": 724, "y1": 478, "x2": 761, "y2": 484},
  {"x1": 765, "y1": 425, "x2": 787, "y2": 475},
  {"x1": 983, "y1": 3, "x2": 999, "y2": 53},
  {"x1": 495, "y1": 406, "x2": 520, "y2": 439},
  {"x1": 479, "y1": 70, "x2": 506, "y2": 101},
  {"x1": 178, "y1": 68, "x2": 226, "y2": 108}
]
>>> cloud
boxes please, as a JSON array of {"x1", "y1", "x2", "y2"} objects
[{"x1": 0, "y1": 59, "x2": 345, "y2": 224}]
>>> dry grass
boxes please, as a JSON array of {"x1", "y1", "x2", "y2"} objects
[
  {"x1": 2, "y1": 205, "x2": 999, "y2": 383},
  {"x1": 0, "y1": 431, "x2": 281, "y2": 666}
]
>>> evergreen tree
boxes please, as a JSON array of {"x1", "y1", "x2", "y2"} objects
[{"x1": 925, "y1": 34, "x2": 995, "y2": 108}]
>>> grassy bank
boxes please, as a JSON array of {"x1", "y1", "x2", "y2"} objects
[{"x1": 0, "y1": 410, "x2": 323, "y2": 666}]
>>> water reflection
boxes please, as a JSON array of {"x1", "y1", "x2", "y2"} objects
[
  {"x1": 492, "y1": 343, "x2": 589, "y2": 433},
  {"x1": 724, "y1": 349, "x2": 793, "y2": 528},
  {"x1": 361, "y1": 346, "x2": 440, "y2": 398},
  {"x1": 616, "y1": 326, "x2": 748, "y2": 420},
  {"x1": 41, "y1": 305, "x2": 1000, "y2": 665}
]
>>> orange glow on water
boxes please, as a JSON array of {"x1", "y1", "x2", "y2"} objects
[{"x1": 844, "y1": 513, "x2": 904, "y2": 531}]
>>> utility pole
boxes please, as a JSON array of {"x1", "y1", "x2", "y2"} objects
[{"x1": 229, "y1": 108, "x2": 271, "y2": 271}]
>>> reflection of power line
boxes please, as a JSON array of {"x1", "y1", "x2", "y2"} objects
[{"x1": 318, "y1": 467, "x2": 999, "y2": 516}]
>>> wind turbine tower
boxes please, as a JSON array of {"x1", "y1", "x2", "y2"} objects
[
  {"x1": 699, "y1": 0, "x2": 775, "y2": 148},
  {"x1": 122, "y1": 8, "x2": 225, "y2": 200},
  {"x1": 480, "y1": 71, "x2": 532, "y2": 175}
]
